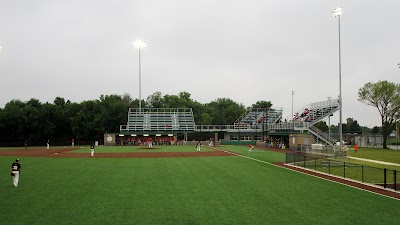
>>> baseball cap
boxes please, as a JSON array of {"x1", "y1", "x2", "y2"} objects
[{"x1": 16, "y1": 158, "x2": 20, "y2": 161}]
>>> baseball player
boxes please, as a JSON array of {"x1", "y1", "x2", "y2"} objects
[
  {"x1": 90, "y1": 145, "x2": 95, "y2": 157},
  {"x1": 46, "y1": 140, "x2": 50, "y2": 149},
  {"x1": 248, "y1": 144, "x2": 255, "y2": 153},
  {"x1": 148, "y1": 138, "x2": 153, "y2": 148},
  {"x1": 11, "y1": 158, "x2": 21, "y2": 187},
  {"x1": 196, "y1": 141, "x2": 201, "y2": 152},
  {"x1": 208, "y1": 138, "x2": 214, "y2": 146}
]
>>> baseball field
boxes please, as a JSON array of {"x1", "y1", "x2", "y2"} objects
[{"x1": 0, "y1": 145, "x2": 399, "y2": 225}]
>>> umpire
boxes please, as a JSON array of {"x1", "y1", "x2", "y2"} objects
[{"x1": 11, "y1": 158, "x2": 21, "y2": 187}]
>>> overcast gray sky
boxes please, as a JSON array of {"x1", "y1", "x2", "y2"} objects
[{"x1": 0, "y1": 0, "x2": 399, "y2": 128}]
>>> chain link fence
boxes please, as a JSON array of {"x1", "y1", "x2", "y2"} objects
[{"x1": 286, "y1": 152, "x2": 398, "y2": 192}]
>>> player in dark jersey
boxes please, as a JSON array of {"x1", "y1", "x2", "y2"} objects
[{"x1": 11, "y1": 158, "x2": 21, "y2": 187}]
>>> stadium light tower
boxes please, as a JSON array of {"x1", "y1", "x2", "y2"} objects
[
  {"x1": 133, "y1": 40, "x2": 147, "y2": 113},
  {"x1": 332, "y1": 7, "x2": 343, "y2": 148},
  {"x1": 291, "y1": 90, "x2": 295, "y2": 118}
]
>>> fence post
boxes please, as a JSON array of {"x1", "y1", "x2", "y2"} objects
[
  {"x1": 362, "y1": 165, "x2": 364, "y2": 183},
  {"x1": 328, "y1": 160, "x2": 330, "y2": 174},
  {"x1": 394, "y1": 170, "x2": 397, "y2": 191},
  {"x1": 344, "y1": 162, "x2": 346, "y2": 178},
  {"x1": 384, "y1": 168, "x2": 387, "y2": 189},
  {"x1": 286, "y1": 153, "x2": 287, "y2": 164},
  {"x1": 314, "y1": 158, "x2": 317, "y2": 171}
]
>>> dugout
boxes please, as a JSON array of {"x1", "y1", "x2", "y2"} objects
[
  {"x1": 223, "y1": 130, "x2": 308, "y2": 149},
  {"x1": 104, "y1": 132, "x2": 182, "y2": 146}
]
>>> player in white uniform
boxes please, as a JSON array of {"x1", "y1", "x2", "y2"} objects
[
  {"x1": 196, "y1": 141, "x2": 201, "y2": 152},
  {"x1": 208, "y1": 138, "x2": 214, "y2": 146},
  {"x1": 90, "y1": 145, "x2": 95, "y2": 157},
  {"x1": 11, "y1": 158, "x2": 21, "y2": 187},
  {"x1": 248, "y1": 144, "x2": 255, "y2": 153}
]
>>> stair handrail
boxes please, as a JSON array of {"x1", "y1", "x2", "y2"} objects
[{"x1": 308, "y1": 125, "x2": 337, "y2": 146}]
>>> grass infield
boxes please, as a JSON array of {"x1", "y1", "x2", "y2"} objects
[{"x1": 0, "y1": 145, "x2": 399, "y2": 225}]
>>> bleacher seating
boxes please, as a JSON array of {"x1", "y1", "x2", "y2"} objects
[
  {"x1": 120, "y1": 108, "x2": 195, "y2": 132},
  {"x1": 233, "y1": 108, "x2": 283, "y2": 129}
]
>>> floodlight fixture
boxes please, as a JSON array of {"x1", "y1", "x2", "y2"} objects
[
  {"x1": 332, "y1": 7, "x2": 342, "y2": 17},
  {"x1": 133, "y1": 40, "x2": 147, "y2": 49}
]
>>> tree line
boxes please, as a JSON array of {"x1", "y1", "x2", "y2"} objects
[
  {"x1": 0, "y1": 91, "x2": 272, "y2": 146},
  {"x1": 1, "y1": 79, "x2": 398, "y2": 148}
]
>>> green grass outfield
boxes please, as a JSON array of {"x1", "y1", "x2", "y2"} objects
[
  {"x1": 0, "y1": 145, "x2": 399, "y2": 225},
  {"x1": 347, "y1": 147, "x2": 400, "y2": 164}
]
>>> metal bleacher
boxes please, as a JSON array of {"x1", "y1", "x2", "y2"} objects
[
  {"x1": 229, "y1": 99, "x2": 340, "y2": 147},
  {"x1": 289, "y1": 98, "x2": 340, "y2": 146},
  {"x1": 120, "y1": 108, "x2": 195, "y2": 132},
  {"x1": 118, "y1": 99, "x2": 341, "y2": 146},
  {"x1": 233, "y1": 108, "x2": 283, "y2": 129}
]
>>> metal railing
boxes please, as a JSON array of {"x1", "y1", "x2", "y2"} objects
[
  {"x1": 286, "y1": 152, "x2": 398, "y2": 192},
  {"x1": 308, "y1": 125, "x2": 337, "y2": 146}
]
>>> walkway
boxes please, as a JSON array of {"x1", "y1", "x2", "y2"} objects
[
  {"x1": 388, "y1": 145, "x2": 400, "y2": 150},
  {"x1": 347, "y1": 156, "x2": 400, "y2": 167}
]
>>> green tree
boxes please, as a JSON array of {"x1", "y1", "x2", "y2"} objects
[
  {"x1": 205, "y1": 98, "x2": 246, "y2": 125},
  {"x1": 360, "y1": 126, "x2": 371, "y2": 134},
  {"x1": 358, "y1": 80, "x2": 400, "y2": 148},
  {"x1": 146, "y1": 91, "x2": 164, "y2": 108},
  {"x1": 251, "y1": 100, "x2": 272, "y2": 109},
  {"x1": 0, "y1": 100, "x2": 26, "y2": 143},
  {"x1": 345, "y1": 118, "x2": 362, "y2": 133},
  {"x1": 98, "y1": 94, "x2": 131, "y2": 133},
  {"x1": 371, "y1": 126, "x2": 381, "y2": 134},
  {"x1": 314, "y1": 121, "x2": 329, "y2": 132}
]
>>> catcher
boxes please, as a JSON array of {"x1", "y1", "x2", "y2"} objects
[{"x1": 11, "y1": 158, "x2": 21, "y2": 187}]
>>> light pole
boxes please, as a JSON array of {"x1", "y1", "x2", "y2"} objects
[
  {"x1": 333, "y1": 7, "x2": 343, "y2": 148},
  {"x1": 291, "y1": 90, "x2": 295, "y2": 118},
  {"x1": 327, "y1": 97, "x2": 332, "y2": 140},
  {"x1": 396, "y1": 119, "x2": 399, "y2": 150},
  {"x1": 133, "y1": 40, "x2": 147, "y2": 113}
]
